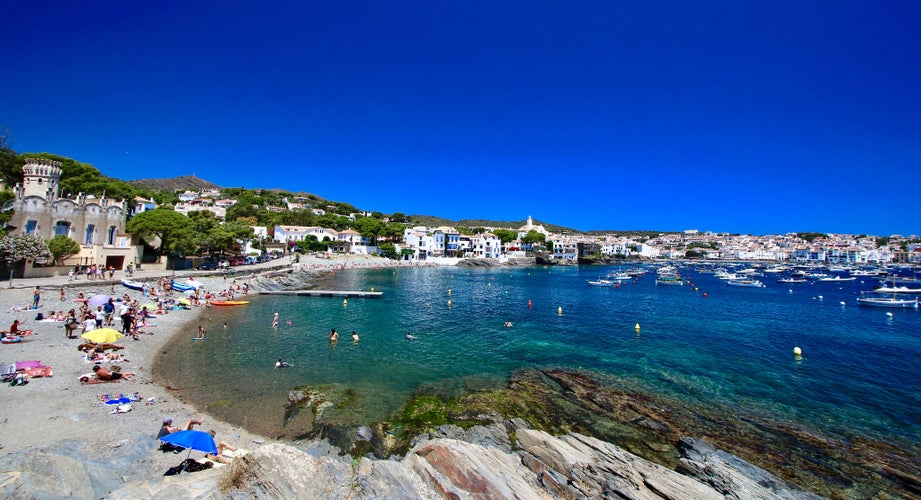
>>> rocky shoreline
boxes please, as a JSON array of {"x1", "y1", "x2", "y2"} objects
[
  {"x1": 2, "y1": 416, "x2": 825, "y2": 499},
  {"x1": 2, "y1": 256, "x2": 918, "y2": 498}
]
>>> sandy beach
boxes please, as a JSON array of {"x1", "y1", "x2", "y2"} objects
[
  {"x1": 0, "y1": 276, "x2": 268, "y2": 476},
  {"x1": 0, "y1": 254, "x2": 426, "y2": 479}
]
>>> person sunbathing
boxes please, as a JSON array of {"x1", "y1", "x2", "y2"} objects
[
  {"x1": 92, "y1": 364, "x2": 134, "y2": 381},
  {"x1": 157, "y1": 417, "x2": 204, "y2": 452},
  {"x1": 204, "y1": 429, "x2": 238, "y2": 464}
]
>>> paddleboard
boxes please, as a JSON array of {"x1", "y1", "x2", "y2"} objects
[{"x1": 192, "y1": 336, "x2": 208, "y2": 341}]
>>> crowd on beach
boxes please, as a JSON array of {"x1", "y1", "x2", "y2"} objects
[
  {"x1": 2, "y1": 253, "x2": 413, "y2": 475},
  {"x1": 1, "y1": 268, "x2": 255, "y2": 472}
]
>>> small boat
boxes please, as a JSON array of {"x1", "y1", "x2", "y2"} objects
[
  {"x1": 817, "y1": 276, "x2": 856, "y2": 282},
  {"x1": 170, "y1": 280, "x2": 199, "y2": 292},
  {"x1": 210, "y1": 300, "x2": 249, "y2": 306},
  {"x1": 727, "y1": 279, "x2": 765, "y2": 288},
  {"x1": 777, "y1": 278, "x2": 807, "y2": 284},
  {"x1": 873, "y1": 285, "x2": 921, "y2": 294},
  {"x1": 655, "y1": 275, "x2": 684, "y2": 286},
  {"x1": 856, "y1": 293, "x2": 919, "y2": 308},
  {"x1": 586, "y1": 280, "x2": 614, "y2": 287},
  {"x1": 121, "y1": 278, "x2": 145, "y2": 291}
]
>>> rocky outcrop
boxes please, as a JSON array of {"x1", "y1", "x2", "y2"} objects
[{"x1": 1, "y1": 423, "x2": 825, "y2": 499}]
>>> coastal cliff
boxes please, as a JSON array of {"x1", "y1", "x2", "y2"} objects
[{"x1": 0, "y1": 423, "x2": 820, "y2": 499}]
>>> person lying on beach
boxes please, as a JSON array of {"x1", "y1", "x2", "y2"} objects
[
  {"x1": 157, "y1": 417, "x2": 204, "y2": 452},
  {"x1": 204, "y1": 429, "x2": 238, "y2": 464},
  {"x1": 91, "y1": 364, "x2": 135, "y2": 381}
]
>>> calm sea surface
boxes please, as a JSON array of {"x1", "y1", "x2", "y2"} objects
[{"x1": 155, "y1": 265, "x2": 921, "y2": 451}]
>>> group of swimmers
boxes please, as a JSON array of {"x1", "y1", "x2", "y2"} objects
[{"x1": 328, "y1": 328, "x2": 360, "y2": 342}]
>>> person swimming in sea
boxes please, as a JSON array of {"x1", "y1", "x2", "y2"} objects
[
  {"x1": 351, "y1": 330, "x2": 359, "y2": 342},
  {"x1": 329, "y1": 328, "x2": 339, "y2": 342},
  {"x1": 406, "y1": 332, "x2": 417, "y2": 340},
  {"x1": 275, "y1": 358, "x2": 291, "y2": 368}
]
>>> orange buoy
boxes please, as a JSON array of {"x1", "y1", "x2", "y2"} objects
[
  {"x1": 527, "y1": 300, "x2": 532, "y2": 308},
  {"x1": 703, "y1": 292, "x2": 707, "y2": 298}
]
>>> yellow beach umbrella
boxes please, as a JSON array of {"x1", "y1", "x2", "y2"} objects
[{"x1": 81, "y1": 328, "x2": 124, "y2": 344}]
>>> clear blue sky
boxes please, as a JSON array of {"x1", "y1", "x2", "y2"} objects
[{"x1": 5, "y1": 1, "x2": 920, "y2": 235}]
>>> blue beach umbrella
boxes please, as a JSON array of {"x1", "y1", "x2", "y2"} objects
[
  {"x1": 104, "y1": 396, "x2": 132, "y2": 405},
  {"x1": 159, "y1": 430, "x2": 218, "y2": 462}
]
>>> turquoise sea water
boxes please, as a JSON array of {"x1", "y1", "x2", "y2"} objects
[{"x1": 157, "y1": 265, "x2": 921, "y2": 452}]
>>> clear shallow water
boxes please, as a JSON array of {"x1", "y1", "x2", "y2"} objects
[{"x1": 157, "y1": 265, "x2": 921, "y2": 450}]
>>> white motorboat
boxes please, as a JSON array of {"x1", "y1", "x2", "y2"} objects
[
  {"x1": 873, "y1": 286, "x2": 921, "y2": 294},
  {"x1": 817, "y1": 276, "x2": 856, "y2": 282},
  {"x1": 727, "y1": 279, "x2": 765, "y2": 288},
  {"x1": 587, "y1": 279, "x2": 614, "y2": 287}
]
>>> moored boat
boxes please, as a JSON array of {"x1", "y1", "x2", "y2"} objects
[
  {"x1": 586, "y1": 279, "x2": 614, "y2": 287},
  {"x1": 873, "y1": 285, "x2": 921, "y2": 294},
  {"x1": 727, "y1": 279, "x2": 765, "y2": 288},
  {"x1": 777, "y1": 278, "x2": 807, "y2": 284},
  {"x1": 817, "y1": 276, "x2": 856, "y2": 282},
  {"x1": 856, "y1": 294, "x2": 919, "y2": 308}
]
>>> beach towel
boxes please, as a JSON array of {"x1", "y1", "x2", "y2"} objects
[{"x1": 15, "y1": 360, "x2": 52, "y2": 378}]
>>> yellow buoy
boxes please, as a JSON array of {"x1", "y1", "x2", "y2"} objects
[
  {"x1": 448, "y1": 288, "x2": 452, "y2": 295},
  {"x1": 793, "y1": 346, "x2": 803, "y2": 360},
  {"x1": 558, "y1": 306, "x2": 563, "y2": 315},
  {"x1": 343, "y1": 299, "x2": 348, "y2": 306},
  {"x1": 447, "y1": 299, "x2": 452, "y2": 307},
  {"x1": 635, "y1": 323, "x2": 641, "y2": 331},
  {"x1": 371, "y1": 287, "x2": 374, "y2": 292}
]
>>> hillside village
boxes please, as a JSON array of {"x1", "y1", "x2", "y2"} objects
[
  {"x1": 5, "y1": 157, "x2": 919, "y2": 278},
  {"x1": 147, "y1": 190, "x2": 920, "y2": 266}
]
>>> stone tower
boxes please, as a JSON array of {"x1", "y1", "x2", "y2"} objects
[{"x1": 18, "y1": 157, "x2": 62, "y2": 201}]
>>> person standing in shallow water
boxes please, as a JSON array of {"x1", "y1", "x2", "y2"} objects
[
  {"x1": 272, "y1": 312, "x2": 279, "y2": 328},
  {"x1": 329, "y1": 328, "x2": 338, "y2": 342}
]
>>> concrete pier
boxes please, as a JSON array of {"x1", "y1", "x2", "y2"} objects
[{"x1": 258, "y1": 290, "x2": 383, "y2": 298}]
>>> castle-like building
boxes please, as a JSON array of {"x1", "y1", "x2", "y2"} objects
[{"x1": 9, "y1": 157, "x2": 139, "y2": 276}]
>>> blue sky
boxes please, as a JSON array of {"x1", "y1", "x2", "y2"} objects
[{"x1": 5, "y1": 1, "x2": 920, "y2": 235}]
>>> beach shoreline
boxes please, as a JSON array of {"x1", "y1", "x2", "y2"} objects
[
  {"x1": 0, "y1": 279, "x2": 269, "y2": 478},
  {"x1": 0, "y1": 254, "x2": 411, "y2": 475}
]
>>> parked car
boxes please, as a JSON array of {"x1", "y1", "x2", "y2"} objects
[
  {"x1": 244, "y1": 256, "x2": 257, "y2": 265},
  {"x1": 196, "y1": 262, "x2": 217, "y2": 271},
  {"x1": 229, "y1": 257, "x2": 244, "y2": 266}
]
